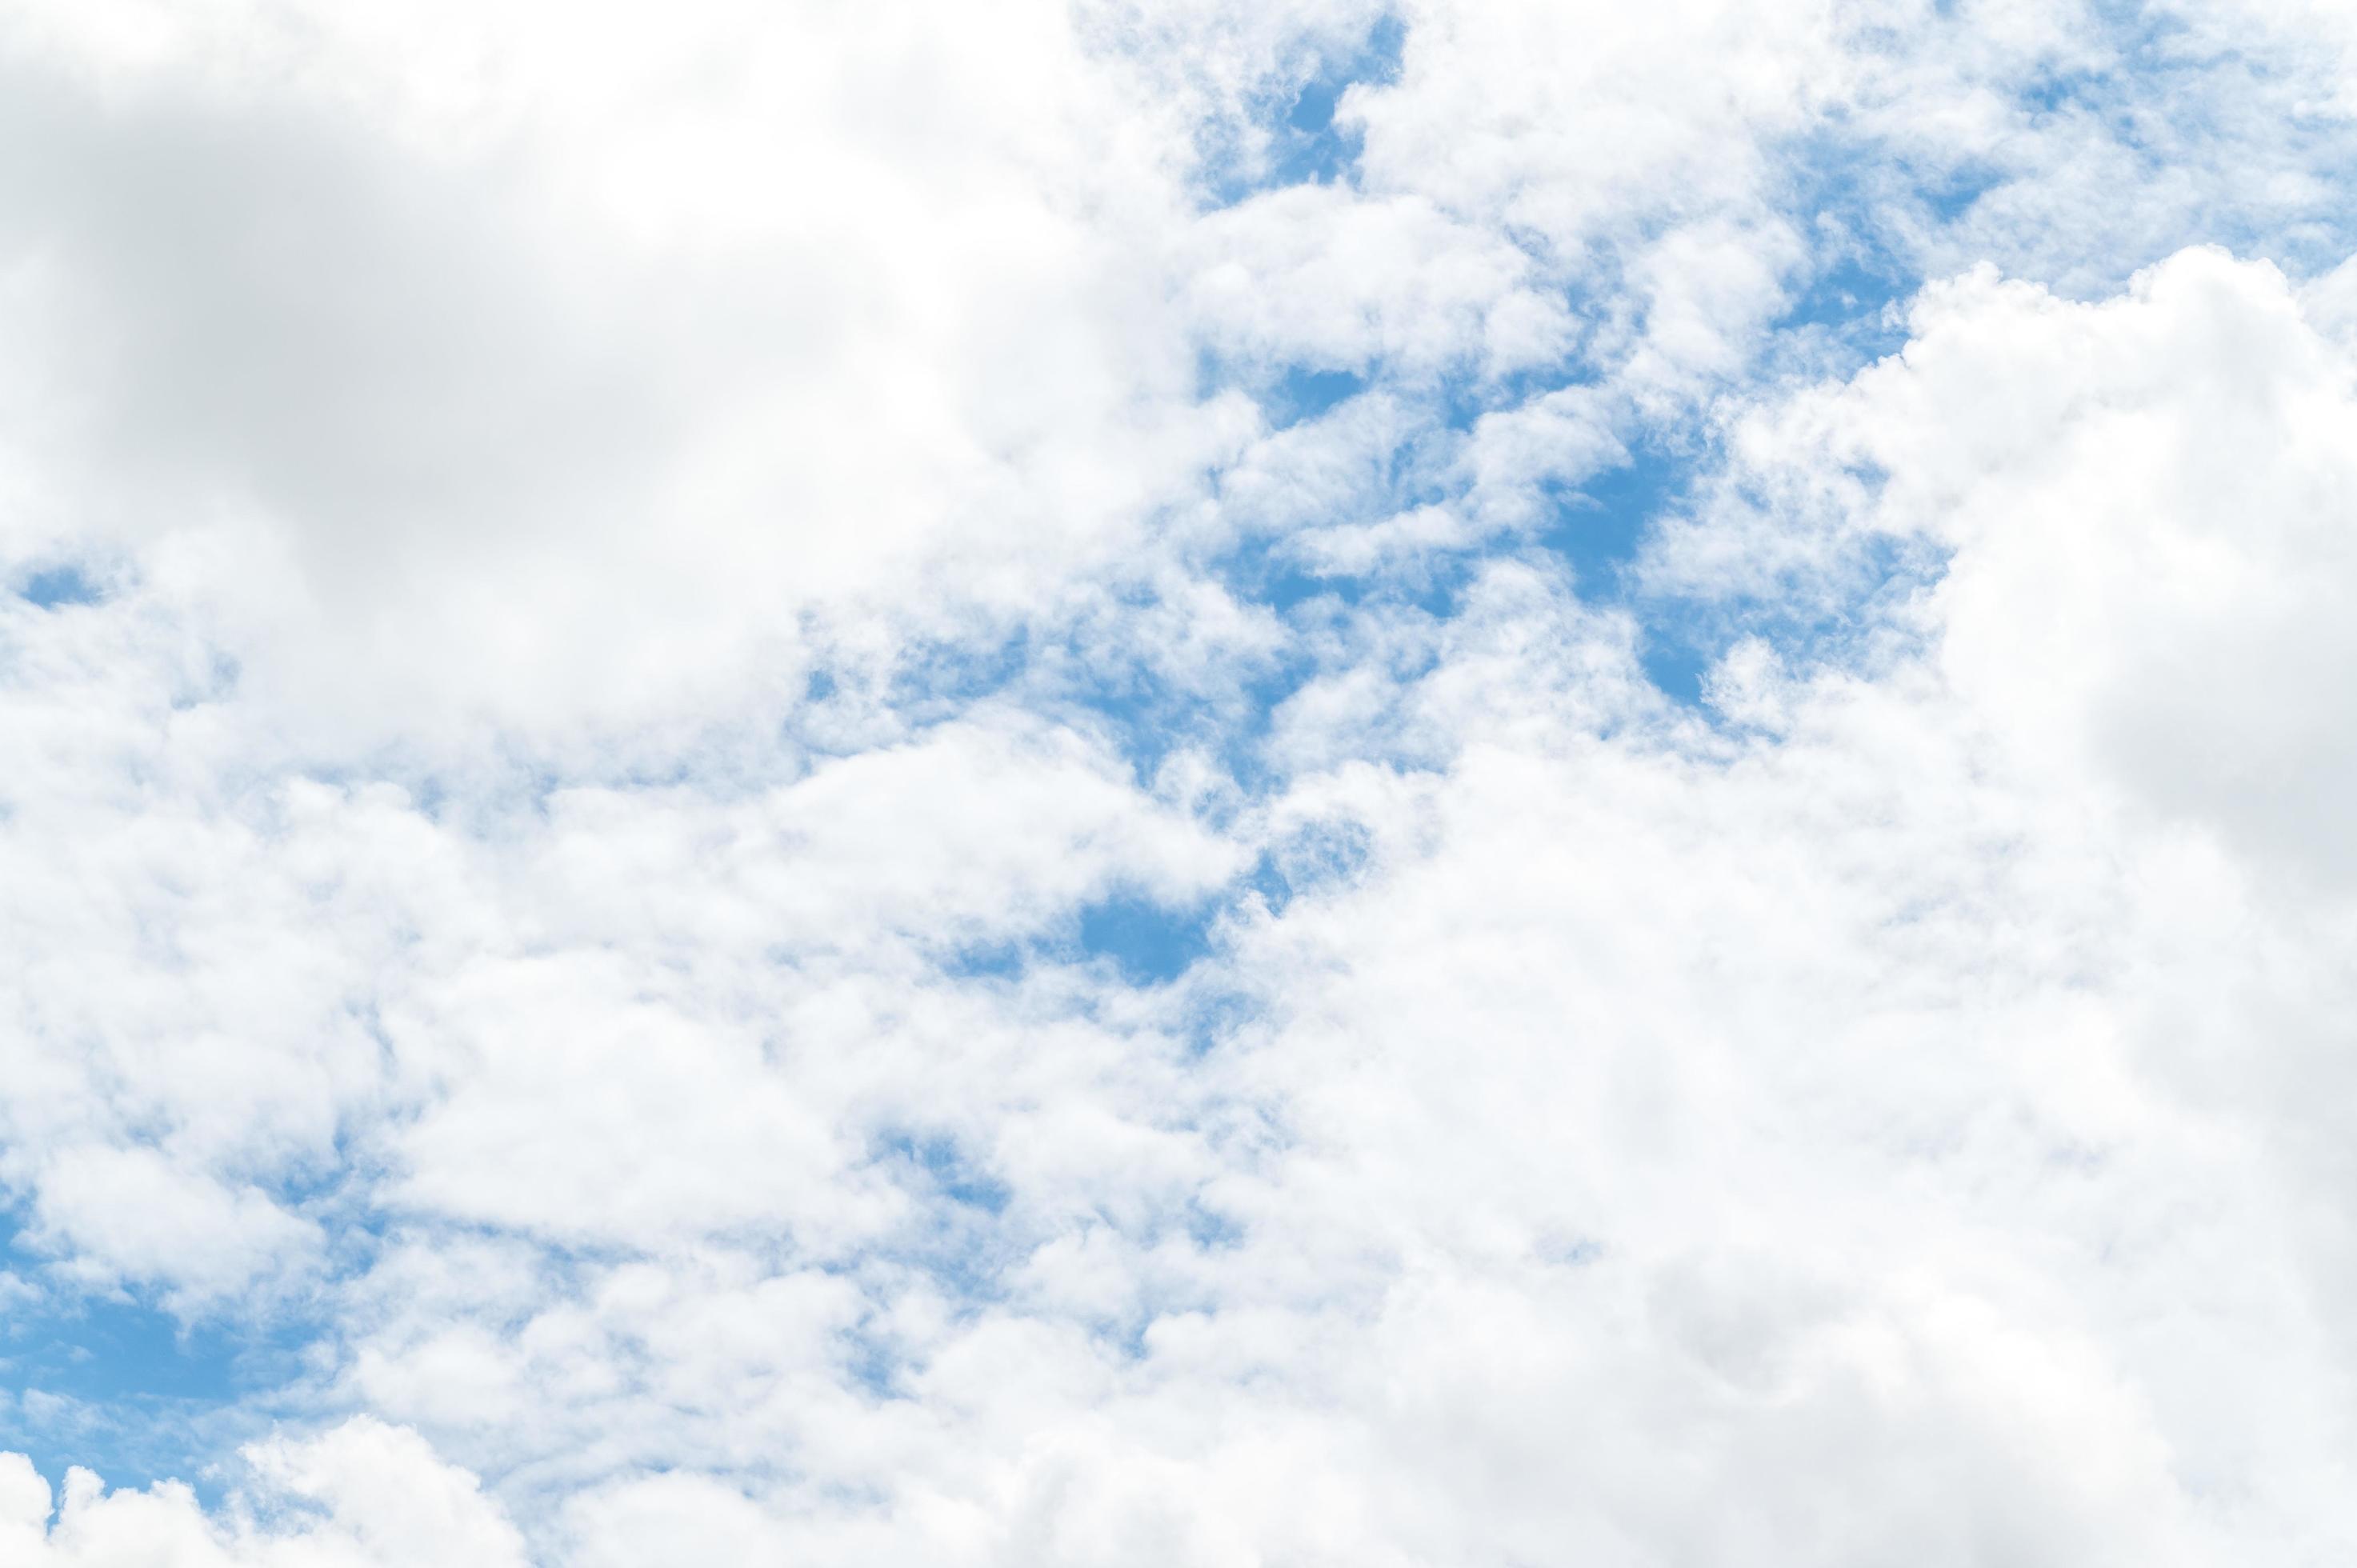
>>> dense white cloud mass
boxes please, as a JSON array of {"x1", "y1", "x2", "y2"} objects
[{"x1": 6, "y1": 0, "x2": 2357, "y2": 1563}]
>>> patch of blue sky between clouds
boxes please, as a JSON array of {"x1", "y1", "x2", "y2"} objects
[
  {"x1": 1075, "y1": 893, "x2": 1220, "y2": 986},
  {"x1": 1188, "y1": 347, "x2": 1371, "y2": 434},
  {"x1": 1509, "y1": 11, "x2": 2357, "y2": 694},
  {"x1": 1203, "y1": 13, "x2": 1405, "y2": 206},
  {"x1": 1227, "y1": 526, "x2": 1461, "y2": 620},
  {"x1": 1765, "y1": 154, "x2": 1945, "y2": 358},
  {"x1": 853, "y1": 8, "x2": 2338, "y2": 1015},
  {"x1": 1270, "y1": 14, "x2": 1406, "y2": 188},
  {"x1": 15, "y1": 565, "x2": 102, "y2": 610},
  {"x1": 943, "y1": 803, "x2": 1380, "y2": 996},
  {"x1": 0, "y1": 1238, "x2": 303, "y2": 1504},
  {"x1": 1540, "y1": 441, "x2": 1711, "y2": 701},
  {"x1": 870, "y1": 1132, "x2": 1013, "y2": 1220},
  {"x1": 944, "y1": 890, "x2": 1223, "y2": 990},
  {"x1": 837, "y1": 1139, "x2": 1026, "y2": 1395},
  {"x1": 1200, "y1": 174, "x2": 1957, "y2": 718},
  {"x1": 1272, "y1": 365, "x2": 1369, "y2": 427},
  {"x1": 1491, "y1": 148, "x2": 2020, "y2": 701}
]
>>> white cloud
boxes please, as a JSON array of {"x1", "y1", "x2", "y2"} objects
[
  {"x1": 0, "y1": 0, "x2": 1240, "y2": 742},
  {"x1": 1657, "y1": 246, "x2": 2357, "y2": 886},
  {"x1": 0, "y1": 1420, "x2": 524, "y2": 1567},
  {"x1": 7, "y1": 1, "x2": 2357, "y2": 1564}
]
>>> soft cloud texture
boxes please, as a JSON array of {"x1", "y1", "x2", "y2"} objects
[
  {"x1": 0, "y1": 1420, "x2": 526, "y2": 1566},
  {"x1": 6, "y1": 1, "x2": 2357, "y2": 1564}
]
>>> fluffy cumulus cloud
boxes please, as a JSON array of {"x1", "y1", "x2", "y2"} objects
[
  {"x1": 0, "y1": 1419, "x2": 527, "y2": 1566},
  {"x1": 6, "y1": 0, "x2": 2357, "y2": 1563}
]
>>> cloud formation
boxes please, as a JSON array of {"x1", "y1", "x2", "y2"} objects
[{"x1": 6, "y1": 1, "x2": 2357, "y2": 1563}]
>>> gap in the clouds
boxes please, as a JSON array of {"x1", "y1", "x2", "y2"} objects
[
  {"x1": 1242, "y1": 350, "x2": 1731, "y2": 709},
  {"x1": 14, "y1": 565, "x2": 103, "y2": 609},
  {"x1": 943, "y1": 890, "x2": 1223, "y2": 990},
  {"x1": 1508, "y1": 156, "x2": 1983, "y2": 705},
  {"x1": 1541, "y1": 457, "x2": 1677, "y2": 598},
  {"x1": 1437, "y1": 360, "x2": 1607, "y2": 436},
  {"x1": 835, "y1": 186, "x2": 1959, "y2": 934},
  {"x1": 1637, "y1": 639, "x2": 1710, "y2": 706},
  {"x1": 1191, "y1": 348, "x2": 1375, "y2": 434},
  {"x1": 871, "y1": 1133, "x2": 1011, "y2": 1218},
  {"x1": 1772, "y1": 247, "x2": 1911, "y2": 360},
  {"x1": 1270, "y1": 14, "x2": 1406, "y2": 188},
  {"x1": 1066, "y1": 616, "x2": 1315, "y2": 789},
  {"x1": 1536, "y1": 447, "x2": 1716, "y2": 703},
  {"x1": 1916, "y1": 162, "x2": 2007, "y2": 229},
  {"x1": 1765, "y1": 144, "x2": 1955, "y2": 359},
  {"x1": 1238, "y1": 539, "x2": 1463, "y2": 624},
  {"x1": 0, "y1": 1244, "x2": 305, "y2": 1506},
  {"x1": 1076, "y1": 894, "x2": 1219, "y2": 986},
  {"x1": 1204, "y1": 12, "x2": 1406, "y2": 204},
  {"x1": 1275, "y1": 365, "x2": 1370, "y2": 426}
]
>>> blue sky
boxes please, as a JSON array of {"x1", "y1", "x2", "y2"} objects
[{"x1": 6, "y1": 2, "x2": 2357, "y2": 1562}]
